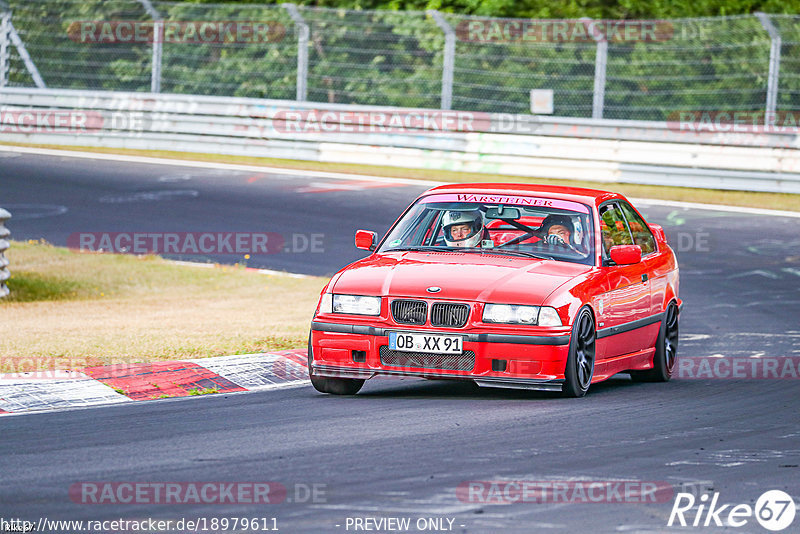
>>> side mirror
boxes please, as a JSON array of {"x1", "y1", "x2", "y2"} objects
[
  {"x1": 649, "y1": 223, "x2": 667, "y2": 244},
  {"x1": 355, "y1": 230, "x2": 377, "y2": 251},
  {"x1": 609, "y1": 245, "x2": 642, "y2": 265}
]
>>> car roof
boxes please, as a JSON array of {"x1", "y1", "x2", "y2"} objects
[{"x1": 421, "y1": 182, "x2": 622, "y2": 205}]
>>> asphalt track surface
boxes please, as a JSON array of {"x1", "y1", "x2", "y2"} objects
[{"x1": 2, "y1": 150, "x2": 799, "y2": 533}]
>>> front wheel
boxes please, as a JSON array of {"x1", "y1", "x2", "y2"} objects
[
  {"x1": 307, "y1": 334, "x2": 365, "y2": 395},
  {"x1": 631, "y1": 302, "x2": 679, "y2": 383},
  {"x1": 562, "y1": 307, "x2": 596, "y2": 398}
]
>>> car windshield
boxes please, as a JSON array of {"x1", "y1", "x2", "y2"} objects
[{"x1": 378, "y1": 193, "x2": 595, "y2": 265}]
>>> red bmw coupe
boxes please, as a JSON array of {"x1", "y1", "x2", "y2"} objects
[{"x1": 309, "y1": 183, "x2": 681, "y2": 397}]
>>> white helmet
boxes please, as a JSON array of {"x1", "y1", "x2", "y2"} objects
[{"x1": 443, "y1": 210, "x2": 483, "y2": 248}]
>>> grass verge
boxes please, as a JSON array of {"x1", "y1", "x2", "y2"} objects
[
  {"x1": 0, "y1": 240, "x2": 325, "y2": 373},
  {"x1": 2, "y1": 142, "x2": 799, "y2": 212}
]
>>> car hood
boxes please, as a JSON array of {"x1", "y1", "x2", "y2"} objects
[{"x1": 332, "y1": 251, "x2": 592, "y2": 305}]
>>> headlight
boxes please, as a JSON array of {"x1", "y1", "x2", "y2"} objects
[
  {"x1": 482, "y1": 304, "x2": 562, "y2": 326},
  {"x1": 317, "y1": 293, "x2": 333, "y2": 314},
  {"x1": 332, "y1": 294, "x2": 381, "y2": 316},
  {"x1": 483, "y1": 304, "x2": 538, "y2": 324}
]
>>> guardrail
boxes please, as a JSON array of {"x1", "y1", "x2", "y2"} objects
[
  {"x1": 0, "y1": 207, "x2": 10, "y2": 298},
  {"x1": 1, "y1": 88, "x2": 799, "y2": 193}
]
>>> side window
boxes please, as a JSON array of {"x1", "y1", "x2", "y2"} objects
[
  {"x1": 424, "y1": 210, "x2": 445, "y2": 245},
  {"x1": 598, "y1": 203, "x2": 633, "y2": 254},
  {"x1": 619, "y1": 202, "x2": 657, "y2": 255}
]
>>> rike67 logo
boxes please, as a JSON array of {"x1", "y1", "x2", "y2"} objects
[{"x1": 668, "y1": 490, "x2": 796, "y2": 531}]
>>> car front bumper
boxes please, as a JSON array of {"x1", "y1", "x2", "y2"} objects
[{"x1": 310, "y1": 320, "x2": 571, "y2": 392}]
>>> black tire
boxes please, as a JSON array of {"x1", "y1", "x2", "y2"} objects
[
  {"x1": 562, "y1": 307, "x2": 596, "y2": 398},
  {"x1": 630, "y1": 301, "x2": 679, "y2": 383},
  {"x1": 307, "y1": 334, "x2": 365, "y2": 395}
]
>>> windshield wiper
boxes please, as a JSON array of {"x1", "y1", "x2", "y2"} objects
[
  {"x1": 387, "y1": 246, "x2": 554, "y2": 261},
  {"x1": 461, "y1": 247, "x2": 554, "y2": 260},
  {"x1": 385, "y1": 246, "x2": 451, "y2": 252}
]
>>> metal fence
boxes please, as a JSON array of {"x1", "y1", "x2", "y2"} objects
[
  {"x1": 1, "y1": 0, "x2": 799, "y2": 121},
  {"x1": 0, "y1": 208, "x2": 10, "y2": 298}
]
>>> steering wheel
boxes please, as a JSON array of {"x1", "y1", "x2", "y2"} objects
[{"x1": 543, "y1": 234, "x2": 583, "y2": 254}]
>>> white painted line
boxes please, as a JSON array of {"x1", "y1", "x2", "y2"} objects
[
  {"x1": 0, "y1": 144, "x2": 441, "y2": 186},
  {"x1": 163, "y1": 259, "x2": 314, "y2": 278},
  {"x1": 166, "y1": 259, "x2": 215, "y2": 268},
  {"x1": 629, "y1": 197, "x2": 800, "y2": 218},
  {"x1": 252, "y1": 268, "x2": 312, "y2": 279},
  {"x1": 3, "y1": 144, "x2": 798, "y2": 218},
  {"x1": 245, "y1": 380, "x2": 311, "y2": 392}
]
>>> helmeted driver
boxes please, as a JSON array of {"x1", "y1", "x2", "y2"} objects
[
  {"x1": 541, "y1": 214, "x2": 575, "y2": 248},
  {"x1": 443, "y1": 210, "x2": 484, "y2": 248}
]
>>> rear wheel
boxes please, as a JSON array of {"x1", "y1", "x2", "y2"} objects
[
  {"x1": 307, "y1": 334, "x2": 365, "y2": 395},
  {"x1": 630, "y1": 301, "x2": 679, "y2": 382},
  {"x1": 562, "y1": 307, "x2": 596, "y2": 398}
]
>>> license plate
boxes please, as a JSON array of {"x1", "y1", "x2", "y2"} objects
[{"x1": 388, "y1": 332, "x2": 463, "y2": 354}]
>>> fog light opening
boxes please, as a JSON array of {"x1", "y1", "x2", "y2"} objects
[{"x1": 491, "y1": 359, "x2": 508, "y2": 372}]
